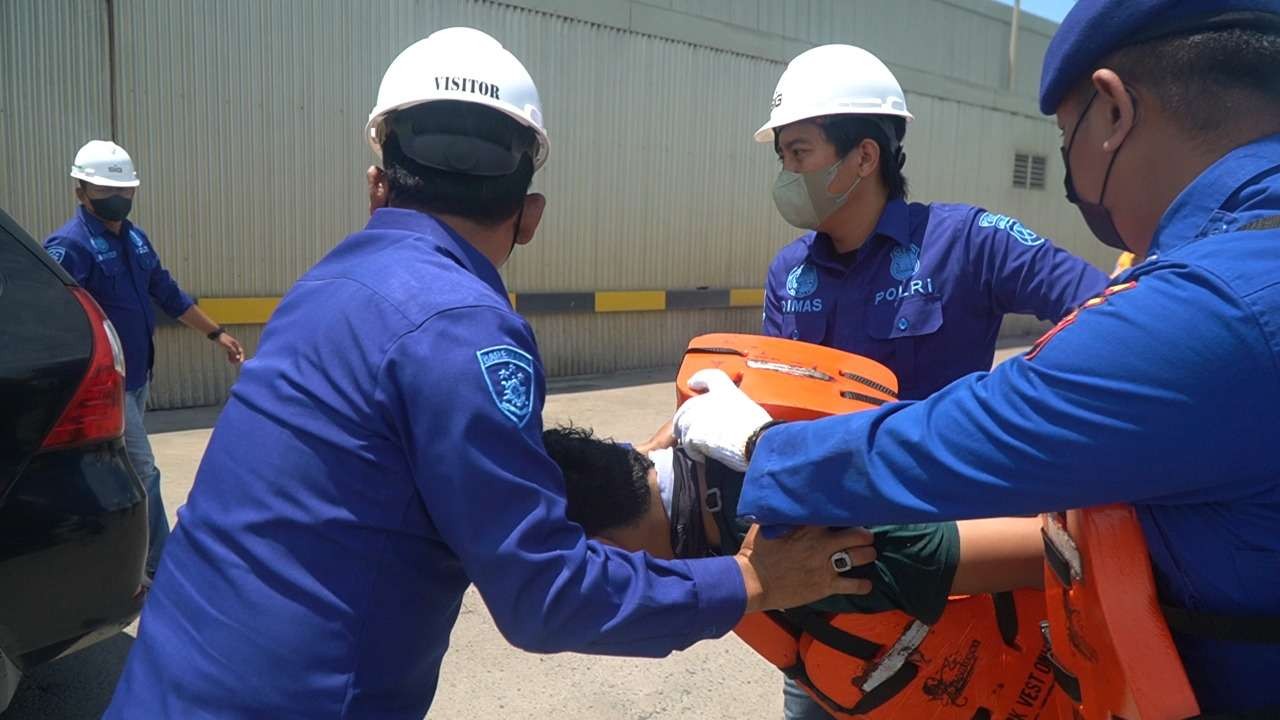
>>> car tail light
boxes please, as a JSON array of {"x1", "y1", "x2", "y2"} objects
[{"x1": 40, "y1": 288, "x2": 126, "y2": 450}]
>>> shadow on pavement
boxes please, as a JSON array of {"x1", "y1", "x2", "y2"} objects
[
  {"x1": 143, "y1": 366, "x2": 691, "y2": 434},
  {"x1": 2, "y1": 632, "x2": 133, "y2": 719},
  {"x1": 546, "y1": 366, "x2": 678, "y2": 395},
  {"x1": 145, "y1": 404, "x2": 225, "y2": 434},
  {"x1": 142, "y1": 334, "x2": 1045, "y2": 434}
]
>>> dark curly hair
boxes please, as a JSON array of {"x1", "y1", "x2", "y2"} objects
[{"x1": 542, "y1": 426, "x2": 654, "y2": 536}]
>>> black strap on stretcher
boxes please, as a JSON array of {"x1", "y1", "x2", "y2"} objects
[
  {"x1": 1041, "y1": 523, "x2": 1280, "y2": 646},
  {"x1": 768, "y1": 606, "x2": 921, "y2": 716},
  {"x1": 1186, "y1": 709, "x2": 1280, "y2": 720},
  {"x1": 1040, "y1": 514, "x2": 1280, "y2": 712},
  {"x1": 1161, "y1": 605, "x2": 1280, "y2": 645}
]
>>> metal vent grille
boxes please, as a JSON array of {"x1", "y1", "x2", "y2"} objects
[{"x1": 1013, "y1": 152, "x2": 1048, "y2": 190}]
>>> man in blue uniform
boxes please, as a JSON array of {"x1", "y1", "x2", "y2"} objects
[
  {"x1": 760, "y1": 44, "x2": 1108, "y2": 403},
  {"x1": 758, "y1": 44, "x2": 1107, "y2": 717},
  {"x1": 104, "y1": 28, "x2": 870, "y2": 719},
  {"x1": 44, "y1": 140, "x2": 244, "y2": 581},
  {"x1": 677, "y1": 1, "x2": 1280, "y2": 714}
]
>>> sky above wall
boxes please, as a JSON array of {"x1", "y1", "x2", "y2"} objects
[{"x1": 992, "y1": 0, "x2": 1076, "y2": 23}]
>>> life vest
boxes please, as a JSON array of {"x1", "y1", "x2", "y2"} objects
[
  {"x1": 677, "y1": 334, "x2": 1060, "y2": 719},
  {"x1": 1040, "y1": 506, "x2": 1200, "y2": 719},
  {"x1": 757, "y1": 590, "x2": 1057, "y2": 719}
]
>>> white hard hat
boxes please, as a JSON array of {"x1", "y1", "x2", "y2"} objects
[
  {"x1": 754, "y1": 44, "x2": 913, "y2": 144},
  {"x1": 70, "y1": 140, "x2": 140, "y2": 187},
  {"x1": 366, "y1": 27, "x2": 549, "y2": 170}
]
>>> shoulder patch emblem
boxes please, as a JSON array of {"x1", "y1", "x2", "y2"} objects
[
  {"x1": 979, "y1": 211, "x2": 1044, "y2": 247},
  {"x1": 129, "y1": 229, "x2": 150, "y2": 254},
  {"x1": 477, "y1": 345, "x2": 536, "y2": 427},
  {"x1": 46, "y1": 246, "x2": 66, "y2": 263},
  {"x1": 1025, "y1": 281, "x2": 1137, "y2": 360}
]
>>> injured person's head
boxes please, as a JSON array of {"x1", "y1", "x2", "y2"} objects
[
  {"x1": 543, "y1": 423, "x2": 983, "y2": 624},
  {"x1": 542, "y1": 425, "x2": 673, "y2": 559},
  {"x1": 543, "y1": 425, "x2": 738, "y2": 562}
]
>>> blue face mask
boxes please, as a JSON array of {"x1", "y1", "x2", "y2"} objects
[{"x1": 772, "y1": 157, "x2": 862, "y2": 230}]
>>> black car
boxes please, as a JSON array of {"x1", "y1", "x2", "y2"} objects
[{"x1": 0, "y1": 208, "x2": 147, "y2": 712}]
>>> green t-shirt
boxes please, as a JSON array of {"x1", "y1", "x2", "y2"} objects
[
  {"x1": 807, "y1": 522, "x2": 960, "y2": 624},
  {"x1": 699, "y1": 457, "x2": 961, "y2": 623}
]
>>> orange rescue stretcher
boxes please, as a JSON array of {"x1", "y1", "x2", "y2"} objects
[
  {"x1": 675, "y1": 333, "x2": 1210, "y2": 719},
  {"x1": 1040, "y1": 506, "x2": 1200, "y2": 719},
  {"x1": 676, "y1": 334, "x2": 1060, "y2": 719}
]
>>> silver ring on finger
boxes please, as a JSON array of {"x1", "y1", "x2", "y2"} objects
[{"x1": 830, "y1": 550, "x2": 853, "y2": 573}]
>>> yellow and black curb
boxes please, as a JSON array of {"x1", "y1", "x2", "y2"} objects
[{"x1": 157, "y1": 288, "x2": 766, "y2": 326}]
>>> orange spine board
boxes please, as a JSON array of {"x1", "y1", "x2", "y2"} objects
[
  {"x1": 676, "y1": 334, "x2": 900, "y2": 420},
  {"x1": 1042, "y1": 505, "x2": 1199, "y2": 719}
]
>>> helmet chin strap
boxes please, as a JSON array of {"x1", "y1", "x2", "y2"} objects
[{"x1": 503, "y1": 206, "x2": 525, "y2": 264}]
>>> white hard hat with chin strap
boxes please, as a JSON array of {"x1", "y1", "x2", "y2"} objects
[
  {"x1": 366, "y1": 27, "x2": 549, "y2": 174},
  {"x1": 759, "y1": 45, "x2": 913, "y2": 230},
  {"x1": 70, "y1": 140, "x2": 140, "y2": 188},
  {"x1": 754, "y1": 44, "x2": 913, "y2": 146}
]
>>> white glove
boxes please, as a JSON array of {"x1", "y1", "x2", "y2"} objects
[{"x1": 673, "y1": 368, "x2": 772, "y2": 472}]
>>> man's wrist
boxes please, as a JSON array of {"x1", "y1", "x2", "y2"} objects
[
  {"x1": 206, "y1": 327, "x2": 226, "y2": 341},
  {"x1": 734, "y1": 553, "x2": 766, "y2": 614},
  {"x1": 744, "y1": 420, "x2": 787, "y2": 463}
]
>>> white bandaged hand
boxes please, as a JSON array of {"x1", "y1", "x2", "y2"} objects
[{"x1": 673, "y1": 369, "x2": 772, "y2": 472}]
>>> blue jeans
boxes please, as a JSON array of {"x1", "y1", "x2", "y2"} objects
[
  {"x1": 783, "y1": 677, "x2": 835, "y2": 720},
  {"x1": 124, "y1": 383, "x2": 169, "y2": 577}
]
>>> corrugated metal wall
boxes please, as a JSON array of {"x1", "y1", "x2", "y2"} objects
[
  {"x1": 3, "y1": 0, "x2": 1100, "y2": 408},
  {"x1": 117, "y1": 0, "x2": 795, "y2": 405},
  {"x1": 107, "y1": 0, "x2": 795, "y2": 297},
  {"x1": 675, "y1": 0, "x2": 1054, "y2": 98},
  {"x1": 0, "y1": 0, "x2": 111, "y2": 237}
]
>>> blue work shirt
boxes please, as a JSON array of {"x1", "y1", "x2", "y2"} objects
[
  {"x1": 740, "y1": 134, "x2": 1280, "y2": 713},
  {"x1": 763, "y1": 199, "x2": 1109, "y2": 399},
  {"x1": 104, "y1": 208, "x2": 745, "y2": 719},
  {"x1": 43, "y1": 206, "x2": 194, "y2": 390}
]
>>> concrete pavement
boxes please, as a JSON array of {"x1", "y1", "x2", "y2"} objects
[{"x1": 3, "y1": 342, "x2": 1033, "y2": 719}]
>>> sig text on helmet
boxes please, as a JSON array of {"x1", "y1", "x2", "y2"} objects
[{"x1": 435, "y1": 76, "x2": 501, "y2": 100}]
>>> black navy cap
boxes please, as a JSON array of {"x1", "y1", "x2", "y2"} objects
[{"x1": 1039, "y1": 0, "x2": 1280, "y2": 115}]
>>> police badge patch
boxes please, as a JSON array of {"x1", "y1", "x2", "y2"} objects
[
  {"x1": 477, "y1": 345, "x2": 535, "y2": 426},
  {"x1": 889, "y1": 243, "x2": 921, "y2": 281},
  {"x1": 786, "y1": 263, "x2": 818, "y2": 298}
]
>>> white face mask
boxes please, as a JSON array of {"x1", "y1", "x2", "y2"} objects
[{"x1": 771, "y1": 157, "x2": 862, "y2": 230}]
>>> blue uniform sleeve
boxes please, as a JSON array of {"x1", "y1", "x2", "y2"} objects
[
  {"x1": 762, "y1": 257, "x2": 784, "y2": 337},
  {"x1": 378, "y1": 305, "x2": 745, "y2": 656},
  {"x1": 42, "y1": 235, "x2": 92, "y2": 285},
  {"x1": 145, "y1": 242, "x2": 195, "y2": 318},
  {"x1": 965, "y1": 209, "x2": 1109, "y2": 322},
  {"x1": 738, "y1": 265, "x2": 1280, "y2": 527}
]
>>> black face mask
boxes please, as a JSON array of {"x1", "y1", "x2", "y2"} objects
[
  {"x1": 89, "y1": 195, "x2": 133, "y2": 222},
  {"x1": 1061, "y1": 91, "x2": 1130, "y2": 251}
]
